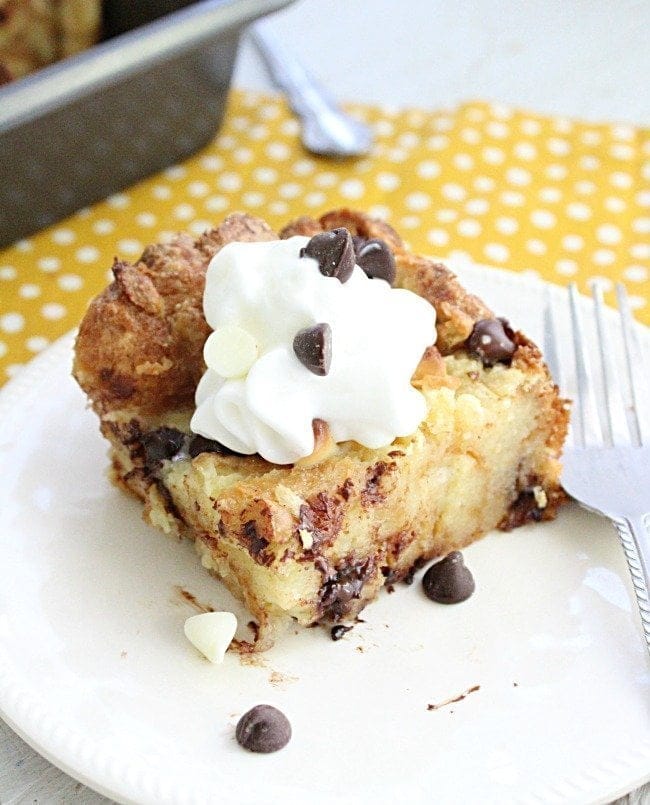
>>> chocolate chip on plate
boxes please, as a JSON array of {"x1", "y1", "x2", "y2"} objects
[
  {"x1": 355, "y1": 238, "x2": 396, "y2": 285},
  {"x1": 466, "y1": 318, "x2": 516, "y2": 366},
  {"x1": 141, "y1": 427, "x2": 185, "y2": 465},
  {"x1": 293, "y1": 322, "x2": 332, "y2": 376},
  {"x1": 235, "y1": 704, "x2": 292, "y2": 753},
  {"x1": 300, "y1": 228, "x2": 355, "y2": 283},
  {"x1": 422, "y1": 551, "x2": 475, "y2": 604}
]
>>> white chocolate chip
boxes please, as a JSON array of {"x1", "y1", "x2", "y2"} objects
[
  {"x1": 298, "y1": 528, "x2": 314, "y2": 550},
  {"x1": 274, "y1": 484, "x2": 306, "y2": 518},
  {"x1": 533, "y1": 485, "x2": 548, "y2": 509},
  {"x1": 203, "y1": 325, "x2": 258, "y2": 378},
  {"x1": 184, "y1": 611, "x2": 237, "y2": 663}
]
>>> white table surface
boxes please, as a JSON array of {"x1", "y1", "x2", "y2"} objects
[{"x1": 1, "y1": 0, "x2": 648, "y2": 802}]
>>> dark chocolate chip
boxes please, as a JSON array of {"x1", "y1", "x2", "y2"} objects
[
  {"x1": 300, "y1": 228, "x2": 355, "y2": 283},
  {"x1": 466, "y1": 318, "x2": 516, "y2": 366},
  {"x1": 188, "y1": 434, "x2": 242, "y2": 458},
  {"x1": 355, "y1": 238, "x2": 396, "y2": 285},
  {"x1": 235, "y1": 705, "x2": 291, "y2": 753},
  {"x1": 293, "y1": 322, "x2": 332, "y2": 376},
  {"x1": 330, "y1": 624, "x2": 353, "y2": 641},
  {"x1": 141, "y1": 427, "x2": 185, "y2": 465},
  {"x1": 422, "y1": 551, "x2": 475, "y2": 604}
]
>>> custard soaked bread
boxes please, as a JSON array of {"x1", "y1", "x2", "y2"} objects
[{"x1": 73, "y1": 209, "x2": 568, "y2": 650}]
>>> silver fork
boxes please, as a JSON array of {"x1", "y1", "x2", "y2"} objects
[{"x1": 545, "y1": 282, "x2": 650, "y2": 654}]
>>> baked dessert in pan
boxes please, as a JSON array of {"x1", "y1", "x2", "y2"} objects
[{"x1": 73, "y1": 209, "x2": 568, "y2": 651}]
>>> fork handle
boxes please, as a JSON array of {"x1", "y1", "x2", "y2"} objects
[{"x1": 614, "y1": 515, "x2": 650, "y2": 653}]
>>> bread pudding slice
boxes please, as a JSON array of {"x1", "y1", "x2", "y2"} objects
[{"x1": 73, "y1": 209, "x2": 568, "y2": 650}]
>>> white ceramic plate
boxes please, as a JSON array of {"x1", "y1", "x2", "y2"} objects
[{"x1": 0, "y1": 266, "x2": 649, "y2": 805}]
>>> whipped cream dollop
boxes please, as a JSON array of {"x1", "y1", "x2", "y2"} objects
[{"x1": 190, "y1": 236, "x2": 436, "y2": 465}]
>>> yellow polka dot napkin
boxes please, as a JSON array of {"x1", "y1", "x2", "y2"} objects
[{"x1": 0, "y1": 90, "x2": 648, "y2": 383}]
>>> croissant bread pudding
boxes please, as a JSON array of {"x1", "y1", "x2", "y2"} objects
[{"x1": 73, "y1": 209, "x2": 568, "y2": 651}]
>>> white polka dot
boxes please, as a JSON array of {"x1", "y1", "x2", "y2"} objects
[
  {"x1": 547, "y1": 137, "x2": 571, "y2": 156},
  {"x1": 0, "y1": 266, "x2": 17, "y2": 280},
  {"x1": 624, "y1": 265, "x2": 648, "y2": 282},
  {"x1": 41, "y1": 303, "x2": 66, "y2": 320},
  {"x1": 442, "y1": 183, "x2": 466, "y2": 202},
  {"x1": 460, "y1": 127, "x2": 481, "y2": 144},
  {"x1": 474, "y1": 176, "x2": 495, "y2": 192},
  {"x1": 605, "y1": 196, "x2": 626, "y2": 213},
  {"x1": 555, "y1": 259, "x2": 578, "y2": 276},
  {"x1": 433, "y1": 116, "x2": 453, "y2": 132},
  {"x1": 427, "y1": 228, "x2": 449, "y2": 247},
  {"x1": 596, "y1": 224, "x2": 622, "y2": 245},
  {"x1": 292, "y1": 159, "x2": 315, "y2": 176},
  {"x1": 279, "y1": 183, "x2": 301, "y2": 199},
  {"x1": 189, "y1": 220, "x2": 213, "y2": 236},
  {"x1": 520, "y1": 118, "x2": 541, "y2": 136},
  {"x1": 387, "y1": 147, "x2": 408, "y2": 162},
  {"x1": 107, "y1": 193, "x2": 130, "y2": 208},
  {"x1": 135, "y1": 212, "x2": 157, "y2": 228},
  {"x1": 581, "y1": 130, "x2": 602, "y2": 146},
  {"x1": 465, "y1": 107, "x2": 485, "y2": 122},
  {"x1": 374, "y1": 119, "x2": 394, "y2": 137},
  {"x1": 253, "y1": 167, "x2": 278, "y2": 185},
  {"x1": 305, "y1": 191, "x2": 326, "y2": 207},
  {"x1": 405, "y1": 191, "x2": 431, "y2": 211},
  {"x1": 514, "y1": 141, "x2": 537, "y2": 161},
  {"x1": 500, "y1": 190, "x2": 525, "y2": 207},
  {"x1": 575, "y1": 180, "x2": 596, "y2": 195},
  {"x1": 453, "y1": 153, "x2": 474, "y2": 170},
  {"x1": 539, "y1": 187, "x2": 562, "y2": 203},
  {"x1": 241, "y1": 191, "x2": 265, "y2": 207},
  {"x1": 562, "y1": 234, "x2": 584, "y2": 252},
  {"x1": 593, "y1": 249, "x2": 616, "y2": 266},
  {"x1": 188, "y1": 181, "x2": 209, "y2": 197},
  {"x1": 496, "y1": 216, "x2": 518, "y2": 235},
  {"x1": 526, "y1": 239, "x2": 547, "y2": 255},
  {"x1": 1, "y1": 312, "x2": 24, "y2": 332},
  {"x1": 487, "y1": 120, "x2": 509, "y2": 138},
  {"x1": 399, "y1": 216, "x2": 420, "y2": 229},
  {"x1": 233, "y1": 148, "x2": 253, "y2": 164},
  {"x1": 339, "y1": 179, "x2": 365, "y2": 199},
  {"x1": 465, "y1": 198, "x2": 490, "y2": 215},
  {"x1": 75, "y1": 247, "x2": 100, "y2": 263},
  {"x1": 426, "y1": 134, "x2": 449, "y2": 150},
  {"x1": 643, "y1": 163, "x2": 650, "y2": 181},
  {"x1": 260, "y1": 103, "x2": 280, "y2": 120},
  {"x1": 173, "y1": 203, "x2": 195, "y2": 221},
  {"x1": 152, "y1": 185, "x2": 172, "y2": 200},
  {"x1": 546, "y1": 164, "x2": 567, "y2": 180},
  {"x1": 579, "y1": 155, "x2": 600, "y2": 171},
  {"x1": 436, "y1": 209, "x2": 457, "y2": 223},
  {"x1": 15, "y1": 240, "x2": 32, "y2": 253},
  {"x1": 506, "y1": 167, "x2": 531, "y2": 186},
  {"x1": 19, "y1": 283, "x2": 41, "y2": 298},
  {"x1": 52, "y1": 228, "x2": 75, "y2": 245},
  {"x1": 628, "y1": 295, "x2": 646, "y2": 310},
  {"x1": 482, "y1": 146, "x2": 505, "y2": 164},
  {"x1": 376, "y1": 172, "x2": 400, "y2": 191},
  {"x1": 156, "y1": 232, "x2": 175, "y2": 246},
  {"x1": 280, "y1": 119, "x2": 299, "y2": 136},
  {"x1": 610, "y1": 142, "x2": 635, "y2": 160},
  {"x1": 269, "y1": 200, "x2": 289, "y2": 216},
  {"x1": 367, "y1": 205, "x2": 391, "y2": 220},
  {"x1": 611, "y1": 124, "x2": 635, "y2": 141},
  {"x1": 398, "y1": 131, "x2": 420, "y2": 148},
  {"x1": 26, "y1": 336, "x2": 49, "y2": 353},
  {"x1": 218, "y1": 173, "x2": 242, "y2": 192},
  {"x1": 5, "y1": 363, "x2": 24, "y2": 378},
  {"x1": 92, "y1": 219, "x2": 115, "y2": 235},
  {"x1": 491, "y1": 103, "x2": 513, "y2": 119},
  {"x1": 38, "y1": 256, "x2": 60, "y2": 272},
  {"x1": 417, "y1": 160, "x2": 440, "y2": 179},
  {"x1": 118, "y1": 239, "x2": 142, "y2": 255},
  {"x1": 205, "y1": 195, "x2": 228, "y2": 212},
  {"x1": 590, "y1": 275, "x2": 614, "y2": 292},
  {"x1": 566, "y1": 202, "x2": 592, "y2": 221},
  {"x1": 484, "y1": 243, "x2": 510, "y2": 263},
  {"x1": 457, "y1": 219, "x2": 482, "y2": 237},
  {"x1": 630, "y1": 243, "x2": 650, "y2": 260},
  {"x1": 313, "y1": 172, "x2": 335, "y2": 189},
  {"x1": 216, "y1": 134, "x2": 236, "y2": 149},
  {"x1": 610, "y1": 171, "x2": 633, "y2": 189},
  {"x1": 636, "y1": 190, "x2": 650, "y2": 207},
  {"x1": 200, "y1": 155, "x2": 224, "y2": 171},
  {"x1": 552, "y1": 117, "x2": 573, "y2": 133},
  {"x1": 0, "y1": 341, "x2": 6, "y2": 358},
  {"x1": 57, "y1": 274, "x2": 83, "y2": 291},
  {"x1": 632, "y1": 216, "x2": 650, "y2": 234}
]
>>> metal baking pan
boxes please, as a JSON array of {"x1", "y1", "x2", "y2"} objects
[{"x1": 0, "y1": 0, "x2": 293, "y2": 247}]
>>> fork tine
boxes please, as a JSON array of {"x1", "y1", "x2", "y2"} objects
[
  {"x1": 616, "y1": 283, "x2": 650, "y2": 446},
  {"x1": 543, "y1": 286, "x2": 565, "y2": 391},
  {"x1": 591, "y1": 281, "x2": 630, "y2": 446},
  {"x1": 568, "y1": 283, "x2": 602, "y2": 447}
]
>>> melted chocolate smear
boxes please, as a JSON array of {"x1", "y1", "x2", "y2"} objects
[
  {"x1": 330, "y1": 624, "x2": 354, "y2": 641},
  {"x1": 355, "y1": 238, "x2": 396, "y2": 285},
  {"x1": 188, "y1": 434, "x2": 241, "y2": 459},
  {"x1": 466, "y1": 318, "x2": 516, "y2": 366},
  {"x1": 427, "y1": 685, "x2": 480, "y2": 711},
  {"x1": 422, "y1": 551, "x2": 475, "y2": 604},
  {"x1": 300, "y1": 228, "x2": 355, "y2": 283},
  {"x1": 235, "y1": 705, "x2": 291, "y2": 753},
  {"x1": 141, "y1": 427, "x2": 185, "y2": 465},
  {"x1": 293, "y1": 322, "x2": 332, "y2": 376}
]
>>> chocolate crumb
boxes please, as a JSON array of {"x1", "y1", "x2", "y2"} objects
[
  {"x1": 422, "y1": 551, "x2": 475, "y2": 604},
  {"x1": 427, "y1": 684, "x2": 480, "y2": 711},
  {"x1": 330, "y1": 624, "x2": 353, "y2": 641},
  {"x1": 235, "y1": 705, "x2": 291, "y2": 753}
]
